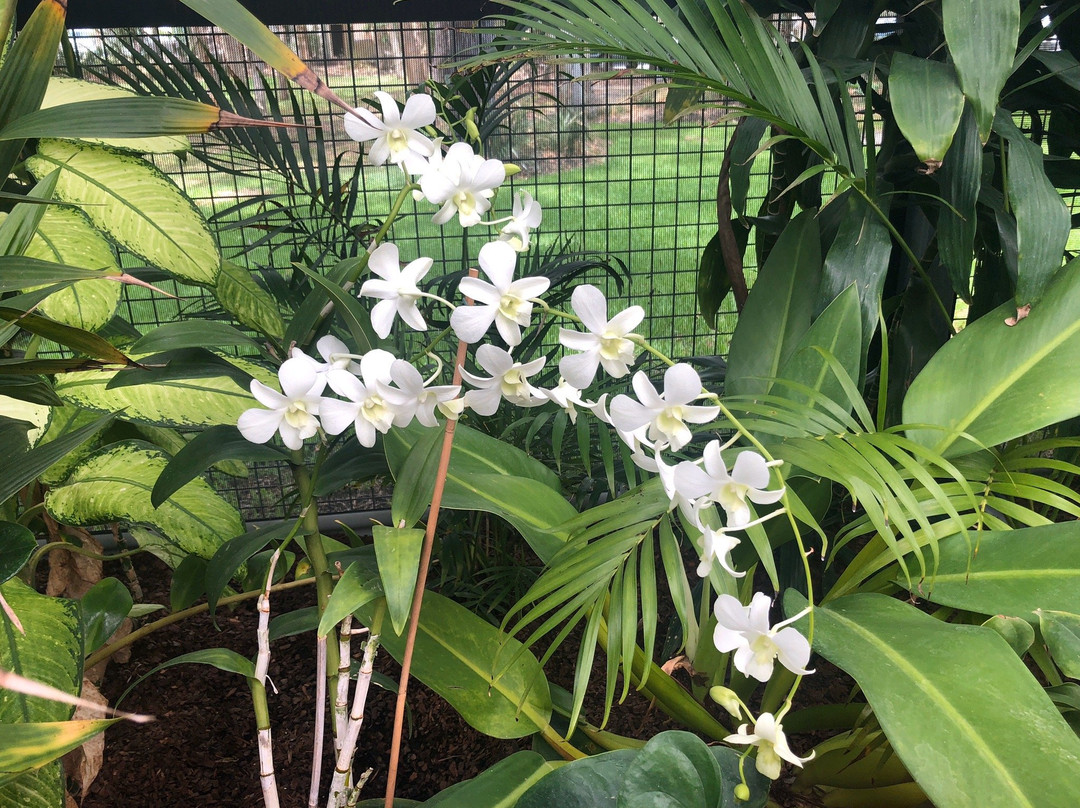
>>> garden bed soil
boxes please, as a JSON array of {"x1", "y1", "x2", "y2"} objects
[{"x1": 79, "y1": 555, "x2": 846, "y2": 808}]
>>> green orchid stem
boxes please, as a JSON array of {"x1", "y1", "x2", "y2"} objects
[
  {"x1": 290, "y1": 451, "x2": 341, "y2": 703},
  {"x1": 27, "y1": 541, "x2": 146, "y2": 586},
  {"x1": 368, "y1": 183, "x2": 419, "y2": 258},
  {"x1": 83, "y1": 576, "x2": 318, "y2": 670}
]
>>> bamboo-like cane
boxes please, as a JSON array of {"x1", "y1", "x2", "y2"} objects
[
  {"x1": 326, "y1": 629, "x2": 381, "y2": 808},
  {"x1": 308, "y1": 634, "x2": 328, "y2": 808},
  {"x1": 254, "y1": 550, "x2": 282, "y2": 808},
  {"x1": 334, "y1": 614, "x2": 353, "y2": 753}
]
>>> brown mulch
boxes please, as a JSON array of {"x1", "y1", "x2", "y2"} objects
[{"x1": 80, "y1": 555, "x2": 690, "y2": 807}]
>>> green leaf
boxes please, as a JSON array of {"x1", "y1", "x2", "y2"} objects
[
  {"x1": 44, "y1": 441, "x2": 245, "y2": 566},
  {"x1": 0, "y1": 394, "x2": 50, "y2": 447},
  {"x1": 790, "y1": 592, "x2": 1080, "y2": 808},
  {"x1": 421, "y1": 751, "x2": 558, "y2": 807},
  {"x1": 983, "y1": 615, "x2": 1035, "y2": 657},
  {"x1": 0, "y1": 523, "x2": 35, "y2": 584},
  {"x1": 205, "y1": 521, "x2": 295, "y2": 617},
  {"x1": 726, "y1": 211, "x2": 822, "y2": 397},
  {"x1": 26, "y1": 139, "x2": 220, "y2": 286},
  {"x1": 317, "y1": 561, "x2": 381, "y2": 638},
  {"x1": 943, "y1": 0, "x2": 1019, "y2": 143},
  {"x1": 39, "y1": 76, "x2": 189, "y2": 154},
  {"x1": 79, "y1": 577, "x2": 133, "y2": 655},
  {"x1": 0, "y1": 765, "x2": 64, "y2": 808},
  {"x1": 358, "y1": 590, "x2": 553, "y2": 739},
  {"x1": 390, "y1": 426, "x2": 442, "y2": 529},
  {"x1": 778, "y1": 283, "x2": 861, "y2": 409},
  {"x1": 937, "y1": 105, "x2": 982, "y2": 300},
  {"x1": 131, "y1": 322, "x2": 259, "y2": 354},
  {"x1": 213, "y1": 260, "x2": 284, "y2": 341},
  {"x1": 903, "y1": 259, "x2": 1080, "y2": 456},
  {"x1": 0, "y1": 578, "x2": 81, "y2": 725},
  {"x1": 889, "y1": 54, "x2": 964, "y2": 164},
  {"x1": 696, "y1": 231, "x2": 733, "y2": 330},
  {"x1": 905, "y1": 524, "x2": 1080, "y2": 620},
  {"x1": 1038, "y1": 610, "x2": 1080, "y2": 679},
  {"x1": 0, "y1": 720, "x2": 118, "y2": 780},
  {"x1": 618, "y1": 730, "x2": 723, "y2": 807},
  {"x1": 24, "y1": 205, "x2": 123, "y2": 332},
  {"x1": 170, "y1": 555, "x2": 208, "y2": 613},
  {"x1": 0, "y1": 413, "x2": 113, "y2": 504},
  {"x1": 291, "y1": 263, "x2": 373, "y2": 354},
  {"x1": 994, "y1": 113, "x2": 1071, "y2": 307},
  {"x1": 0, "y1": 376, "x2": 61, "y2": 408},
  {"x1": 313, "y1": 438, "x2": 386, "y2": 497},
  {"x1": 269, "y1": 606, "x2": 318, "y2": 642},
  {"x1": 373, "y1": 526, "x2": 424, "y2": 637},
  {"x1": 54, "y1": 352, "x2": 276, "y2": 429},
  {"x1": 151, "y1": 424, "x2": 286, "y2": 507},
  {"x1": 0, "y1": 308, "x2": 131, "y2": 365},
  {"x1": 516, "y1": 749, "x2": 637, "y2": 808},
  {"x1": 117, "y1": 648, "x2": 255, "y2": 706},
  {"x1": 0, "y1": 168, "x2": 59, "y2": 257}
]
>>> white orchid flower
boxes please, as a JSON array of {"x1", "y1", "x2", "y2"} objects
[
  {"x1": 541, "y1": 378, "x2": 584, "y2": 424},
  {"x1": 558, "y1": 284, "x2": 644, "y2": 389},
  {"x1": 377, "y1": 359, "x2": 460, "y2": 428},
  {"x1": 460, "y1": 344, "x2": 546, "y2": 415},
  {"x1": 673, "y1": 442, "x2": 784, "y2": 529},
  {"x1": 450, "y1": 240, "x2": 550, "y2": 346},
  {"x1": 238, "y1": 356, "x2": 327, "y2": 450},
  {"x1": 343, "y1": 91, "x2": 436, "y2": 174},
  {"x1": 696, "y1": 524, "x2": 743, "y2": 578},
  {"x1": 359, "y1": 242, "x2": 431, "y2": 338},
  {"x1": 498, "y1": 191, "x2": 543, "y2": 251},
  {"x1": 712, "y1": 592, "x2": 813, "y2": 683},
  {"x1": 608, "y1": 364, "x2": 720, "y2": 452},
  {"x1": 420, "y1": 141, "x2": 506, "y2": 227},
  {"x1": 319, "y1": 349, "x2": 398, "y2": 447},
  {"x1": 725, "y1": 712, "x2": 813, "y2": 780}
]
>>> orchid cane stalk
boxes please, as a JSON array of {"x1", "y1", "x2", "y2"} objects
[
  {"x1": 253, "y1": 549, "x2": 283, "y2": 808},
  {"x1": 309, "y1": 633, "x2": 328, "y2": 808}
]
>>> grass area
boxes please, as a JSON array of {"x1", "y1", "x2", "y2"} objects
[{"x1": 163, "y1": 120, "x2": 772, "y2": 360}]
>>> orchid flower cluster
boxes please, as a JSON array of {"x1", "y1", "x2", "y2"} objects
[{"x1": 236, "y1": 91, "x2": 813, "y2": 779}]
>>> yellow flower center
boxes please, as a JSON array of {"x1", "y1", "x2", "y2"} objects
[
  {"x1": 284, "y1": 401, "x2": 311, "y2": 429},
  {"x1": 498, "y1": 293, "x2": 528, "y2": 321},
  {"x1": 453, "y1": 190, "x2": 477, "y2": 216}
]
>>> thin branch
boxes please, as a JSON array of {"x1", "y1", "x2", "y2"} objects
[{"x1": 309, "y1": 635, "x2": 327, "y2": 808}]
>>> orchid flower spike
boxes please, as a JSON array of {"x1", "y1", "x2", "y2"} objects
[
  {"x1": 460, "y1": 344, "x2": 546, "y2": 415},
  {"x1": 725, "y1": 712, "x2": 813, "y2": 780},
  {"x1": 238, "y1": 356, "x2": 327, "y2": 450},
  {"x1": 450, "y1": 240, "x2": 550, "y2": 346},
  {"x1": 319, "y1": 349, "x2": 401, "y2": 447},
  {"x1": 713, "y1": 592, "x2": 813, "y2": 683},
  {"x1": 377, "y1": 359, "x2": 460, "y2": 429},
  {"x1": 609, "y1": 363, "x2": 720, "y2": 452},
  {"x1": 343, "y1": 91, "x2": 436, "y2": 174},
  {"x1": 359, "y1": 242, "x2": 432, "y2": 338},
  {"x1": 558, "y1": 284, "x2": 644, "y2": 389}
]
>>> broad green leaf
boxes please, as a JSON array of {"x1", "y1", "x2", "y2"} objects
[
  {"x1": 904, "y1": 258, "x2": 1080, "y2": 456},
  {"x1": 0, "y1": 523, "x2": 35, "y2": 584},
  {"x1": 292, "y1": 263, "x2": 373, "y2": 354},
  {"x1": 54, "y1": 352, "x2": 276, "y2": 429},
  {"x1": 1038, "y1": 610, "x2": 1080, "y2": 679},
  {"x1": 938, "y1": 105, "x2": 982, "y2": 300},
  {"x1": 516, "y1": 749, "x2": 637, "y2": 808},
  {"x1": 0, "y1": 719, "x2": 118, "y2": 781},
  {"x1": 151, "y1": 424, "x2": 286, "y2": 507},
  {"x1": 39, "y1": 77, "x2": 189, "y2": 153},
  {"x1": 313, "y1": 438, "x2": 387, "y2": 497},
  {"x1": 44, "y1": 441, "x2": 244, "y2": 564},
  {"x1": 0, "y1": 0, "x2": 67, "y2": 179},
  {"x1": 0, "y1": 765, "x2": 64, "y2": 808},
  {"x1": 0, "y1": 394, "x2": 49, "y2": 446},
  {"x1": 268, "y1": 606, "x2": 318, "y2": 642},
  {"x1": 79, "y1": 577, "x2": 133, "y2": 655},
  {"x1": 994, "y1": 113, "x2": 1070, "y2": 307},
  {"x1": 373, "y1": 526, "x2": 424, "y2": 636},
  {"x1": 390, "y1": 425, "x2": 441, "y2": 529},
  {"x1": 0, "y1": 579, "x2": 81, "y2": 726},
  {"x1": 317, "y1": 560, "x2": 381, "y2": 638},
  {"x1": 0, "y1": 256, "x2": 118, "y2": 292},
  {"x1": 0, "y1": 412, "x2": 112, "y2": 503},
  {"x1": 26, "y1": 139, "x2": 220, "y2": 286},
  {"x1": 983, "y1": 615, "x2": 1035, "y2": 656},
  {"x1": 816, "y1": 191, "x2": 891, "y2": 355},
  {"x1": 130, "y1": 322, "x2": 259, "y2": 354},
  {"x1": 943, "y1": 0, "x2": 1019, "y2": 143},
  {"x1": 205, "y1": 521, "x2": 296, "y2": 617},
  {"x1": 24, "y1": 205, "x2": 122, "y2": 331},
  {"x1": 618, "y1": 730, "x2": 723, "y2": 808},
  {"x1": 726, "y1": 211, "x2": 822, "y2": 397},
  {"x1": 696, "y1": 231, "x2": 733, "y2": 330},
  {"x1": 790, "y1": 592, "x2": 1080, "y2": 808},
  {"x1": 889, "y1": 54, "x2": 964, "y2": 164},
  {"x1": 358, "y1": 590, "x2": 553, "y2": 739},
  {"x1": 170, "y1": 555, "x2": 208, "y2": 613},
  {"x1": 213, "y1": 261, "x2": 284, "y2": 341},
  {"x1": 727, "y1": 116, "x2": 768, "y2": 218},
  {"x1": 906, "y1": 524, "x2": 1080, "y2": 620},
  {"x1": 0, "y1": 376, "x2": 61, "y2": 407},
  {"x1": 421, "y1": 750, "x2": 558, "y2": 807},
  {"x1": 778, "y1": 283, "x2": 861, "y2": 409}
]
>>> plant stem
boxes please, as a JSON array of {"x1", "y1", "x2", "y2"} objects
[
  {"x1": 383, "y1": 287, "x2": 473, "y2": 808},
  {"x1": 333, "y1": 615, "x2": 353, "y2": 754},
  {"x1": 250, "y1": 679, "x2": 281, "y2": 808},
  {"x1": 83, "y1": 577, "x2": 317, "y2": 669},
  {"x1": 309, "y1": 633, "x2": 327, "y2": 808}
]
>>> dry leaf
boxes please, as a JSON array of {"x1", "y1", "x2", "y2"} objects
[
  {"x1": 1005, "y1": 303, "x2": 1031, "y2": 327},
  {"x1": 46, "y1": 533, "x2": 104, "y2": 600},
  {"x1": 63, "y1": 679, "x2": 107, "y2": 799}
]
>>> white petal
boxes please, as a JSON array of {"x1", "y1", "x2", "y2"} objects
[
  {"x1": 370, "y1": 299, "x2": 398, "y2": 339},
  {"x1": 237, "y1": 408, "x2": 283, "y2": 445},
  {"x1": 478, "y1": 240, "x2": 517, "y2": 289},
  {"x1": 732, "y1": 451, "x2": 771, "y2": 489},
  {"x1": 450, "y1": 305, "x2": 496, "y2": 343},
  {"x1": 571, "y1": 284, "x2": 609, "y2": 333},
  {"x1": 494, "y1": 313, "x2": 523, "y2": 346},
  {"x1": 773, "y1": 627, "x2": 813, "y2": 675},
  {"x1": 662, "y1": 363, "x2": 704, "y2": 405},
  {"x1": 559, "y1": 351, "x2": 601, "y2": 389},
  {"x1": 607, "y1": 304, "x2": 645, "y2": 334},
  {"x1": 397, "y1": 301, "x2": 428, "y2": 332},
  {"x1": 459, "y1": 277, "x2": 503, "y2": 306},
  {"x1": 475, "y1": 343, "x2": 515, "y2": 375},
  {"x1": 320, "y1": 398, "x2": 360, "y2": 436},
  {"x1": 400, "y1": 93, "x2": 437, "y2": 128},
  {"x1": 279, "y1": 356, "x2": 322, "y2": 398},
  {"x1": 510, "y1": 276, "x2": 551, "y2": 299},
  {"x1": 463, "y1": 386, "x2": 501, "y2": 416},
  {"x1": 249, "y1": 379, "x2": 287, "y2": 410},
  {"x1": 374, "y1": 91, "x2": 402, "y2": 125},
  {"x1": 367, "y1": 242, "x2": 401, "y2": 279}
]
